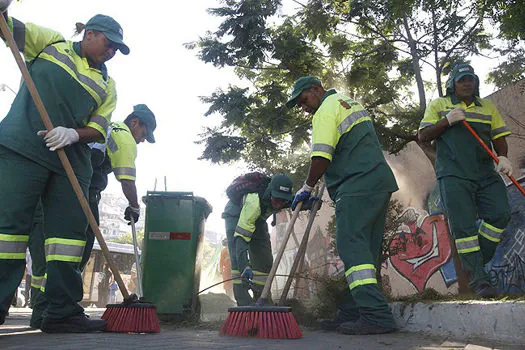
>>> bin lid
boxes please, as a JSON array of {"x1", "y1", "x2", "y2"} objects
[{"x1": 145, "y1": 191, "x2": 213, "y2": 218}]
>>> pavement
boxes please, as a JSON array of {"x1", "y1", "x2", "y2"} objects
[{"x1": 1, "y1": 307, "x2": 522, "y2": 350}]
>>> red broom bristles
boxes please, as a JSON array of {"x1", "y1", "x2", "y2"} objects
[
  {"x1": 220, "y1": 307, "x2": 302, "y2": 339},
  {"x1": 102, "y1": 303, "x2": 161, "y2": 333}
]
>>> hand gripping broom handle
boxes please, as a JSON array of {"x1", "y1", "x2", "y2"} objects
[
  {"x1": 0, "y1": 14, "x2": 130, "y2": 299},
  {"x1": 461, "y1": 120, "x2": 525, "y2": 198},
  {"x1": 279, "y1": 184, "x2": 325, "y2": 304},
  {"x1": 260, "y1": 202, "x2": 303, "y2": 300}
]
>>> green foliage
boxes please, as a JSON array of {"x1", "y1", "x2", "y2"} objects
[
  {"x1": 189, "y1": 0, "x2": 521, "y2": 171},
  {"x1": 110, "y1": 229, "x2": 144, "y2": 247}
]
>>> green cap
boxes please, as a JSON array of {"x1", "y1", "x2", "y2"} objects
[
  {"x1": 85, "y1": 14, "x2": 130, "y2": 55},
  {"x1": 450, "y1": 64, "x2": 476, "y2": 82},
  {"x1": 132, "y1": 104, "x2": 156, "y2": 143},
  {"x1": 269, "y1": 174, "x2": 294, "y2": 201},
  {"x1": 286, "y1": 76, "x2": 321, "y2": 108}
]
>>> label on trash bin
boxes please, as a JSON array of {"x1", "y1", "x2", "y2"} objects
[{"x1": 149, "y1": 232, "x2": 191, "y2": 240}]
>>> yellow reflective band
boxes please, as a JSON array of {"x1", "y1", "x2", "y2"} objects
[
  {"x1": 233, "y1": 232, "x2": 252, "y2": 242},
  {"x1": 45, "y1": 238, "x2": 85, "y2": 246},
  {"x1": 455, "y1": 235, "x2": 480, "y2": 254},
  {"x1": 40, "y1": 273, "x2": 47, "y2": 292},
  {"x1": 345, "y1": 264, "x2": 376, "y2": 276},
  {"x1": 0, "y1": 253, "x2": 26, "y2": 259},
  {"x1": 479, "y1": 221, "x2": 504, "y2": 243},
  {"x1": 349, "y1": 278, "x2": 378, "y2": 290},
  {"x1": 0, "y1": 234, "x2": 29, "y2": 242},
  {"x1": 346, "y1": 264, "x2": 377, "y2": 290},
  {"x1": 31, "y1": 275, "x2": 45, "y2": 289},
  {"x1": 252, "y1": 270, "x2": 268, "y2": 286},
  {"x1": 45, "y1": 238, "x2": 85, "y2": 262},
  {"x1": 0, "y1": 234, "x2": 29, "y2": 259}
]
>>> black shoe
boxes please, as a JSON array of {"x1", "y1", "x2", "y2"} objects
[
  {"x1": 29, "y1": 317, "x2": 42, "y2": 329},
  {"x1": 474, "y1": 284, "x2": 498, "y2": 298},
  {"x1": 41, "y1": 314, "x2": 106, "y2": 333},
  {"x1": 318, "y1": 316, "x2": 358, "y2": 331},
  {"x1": 0, "y1": 312, "x2": 5, "y2": 325},
  {"x1": 337, "y1": 317, "x2": 396, "y2": 335}
]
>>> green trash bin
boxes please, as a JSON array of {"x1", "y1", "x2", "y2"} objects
[{"x1": 142, "y1": 191, "x2": 213, "y2": 322}]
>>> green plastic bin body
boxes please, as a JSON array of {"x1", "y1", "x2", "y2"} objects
[{"x1": 142, "y1": 191, "x2": 212, "y2": 321}]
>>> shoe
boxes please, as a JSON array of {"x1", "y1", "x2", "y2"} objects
[
  {"x1": 318, "y1": 315, "x2": 359, "y2": 331},
  {"x1": 41, "y1": 314, "x2": 106, "y2": 333},
  {"x1": 337, "y1": 317, "x2": 396, "y2": 335},
  {"x1": 474, "y1": 284, "x2": 498, "y2": 298},
  {"x1": 29, "y1": 317, "x2": 42, "y2": 329},
  {"x1": 0, "y1": 312, "x2": 5, "y2": 325}
]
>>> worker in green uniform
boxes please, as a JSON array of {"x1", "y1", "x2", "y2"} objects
[
  {"x1": 81, "y1": 104, "x2": 157, "y2": 270},
  {"x1": 222, "y1": 174, "x2": 294, "y2": 306},
  {"x1": 0, "y1": 9, "x2": 129, "y2": 333},
  {"x1": 418, "y1": 64, "x2": 511, "y2": 298},
  {"x1": 287, "y1": 76, "x2": 398, "y2": 335},
  {"x1": 27, "y1": 105, "x2": 156, "y2": 329}
]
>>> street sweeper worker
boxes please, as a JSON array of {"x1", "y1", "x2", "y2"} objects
[
  {"x1": 418, "y1": 64, "x2": 511, "y2": 298},
  {"x1": 80, "y1": 104, "x2": 156, "y2": 271},
  {"x1": 222, "y1": 173, "x2": 294, "y2": 306},
  {"x1": 26, "y1": 105, "x2": 156, "y2": 330},
  {"x1": 286, "y1": 76, "x2": 398, "y2": 335},
  {"x1": 0, "y1": 8, "x2": 129, "y2": 333}
]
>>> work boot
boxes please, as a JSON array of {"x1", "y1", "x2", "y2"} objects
[
  {"x1": 337, "y1": 317, "x2": 396, "y2": 335},
  {"x1": 318, "y1": 312, "x2": 359, "y2": 331},
  {"x1": 474, "y1": 284, "x2": 498, "y2": 298},
  {"x1": 29, "y1": 316, "x2": 42, "y2": 329},
  {"x1": 41, "y1": 314, "x2": 106, "y2": 333},
  {"x1": 0, "y1": 312, "x2": 5, "y2": 325}
]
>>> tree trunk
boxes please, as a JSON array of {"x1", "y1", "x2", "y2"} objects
[
  {"x1": 431, "y1": 4, "x2": 444, "y2": 97},
  {"x1": 402, "y1": 15, "x2": 426, "y2": 111}
]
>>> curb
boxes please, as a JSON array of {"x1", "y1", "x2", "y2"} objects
[{"x1": 391, "y1": 301, "x2": 525, "y2": 345}]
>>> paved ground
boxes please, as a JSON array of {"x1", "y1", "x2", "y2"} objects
[{"x1": 1, "y1": 308, "x2": 522, "y2": 350}]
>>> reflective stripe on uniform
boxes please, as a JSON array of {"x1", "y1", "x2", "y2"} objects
[
  {"x1": 345, "y1": 264, "x2": 377, "y2": 290},
  {"x1": 40, "y1": 273, "x2": 47, "y2": 292},
  {"x1": 42, "y1": 46, "x2": 108, "y2": 102},
  {"x1": 419, "y1": 121, "x2": 434, "y2": 129},
  {"x1": 45, "y1": 237, "x2": 85, "y2": 263},
  {"x1": 31, "y1": 275, "x2": 45, "y2": 289},
  {"x1": 113, "y1": 167, "x2": 136, "y2": 178},
  {"x1": 438, "y1": 111, "x2": 492, "y2": 124},
  {"x1": 235, "y1": 226, "x2": 253, "y2": 238},
  {"x1": 491, "y1": 126, "x2": 510, "y2": 138},
  {"x1": 337, "y1": 110, "x2": 370, "y2": 134},
  {"x1": 232, "y1": 269, "x2": 242, "y2": 285},
  {"x1": 311, "y1": 143, "x2": 335, "y2": 155},
  {"x1": 0, "y1": 234, "x2": 29, "y2": 259},
  {"x1": 479, "y1": 220, "x2": 504, "y2": 243},
  {"x1": 252, "y1": 270, "x2": 268, "y2": 286},
  {"x1": 89, "y1": 115, "x2": 109, "y2": 134},
  {"x1": 12, "y1": 18, "x2": 26, "y2": 52},
  {"x1": 455, "y1": 235, "x2": 480, "y2": 254},
  {"x1": 107, "y1": 135, "x2": 118, "y2": 152}
]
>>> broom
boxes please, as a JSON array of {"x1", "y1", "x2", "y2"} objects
[
  {"x1": 0, "y1": 12, "x2": 159, "y2": 333},
  {"x1": 461, "y1": 120, "x2": 525, "y2": 198},
  {"x1": 220, "y1": 202, "x2": 303, "y2": 339}
]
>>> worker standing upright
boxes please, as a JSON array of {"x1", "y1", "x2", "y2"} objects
[
  {"x1": 287, "y1": 76, "x2": 398, "y2": 335},
  {"x1": 222, "y1": 173, "x2": 294, "y2": 306},
  {"x1": 0, "y1": 7, "x2": 129, "y2": 332},
  {"x1": 418, "y1": 64, "x2": 511, "y2": 298}
]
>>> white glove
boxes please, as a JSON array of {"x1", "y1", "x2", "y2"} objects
[
  {"x1": 497, "y1": 156, "x2": 513, "y2": 177},
  {"x1": 37, "y1": 127, "x2": 79, "y2": 151},
  {"x1": 446, "y1": 108, "x2": 466, "y2": 126},
  {"x1": 0, "y1": 0, "x2": 13, "y2": 12}
]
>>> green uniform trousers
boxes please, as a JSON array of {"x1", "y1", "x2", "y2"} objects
[
  {"x1": 439, "y1": 175, "x2": 510, "y2": 290},
  {"x1": 0, "y1": 146, "x2": 89, "y2": 321},
  {"x1": 80, "y1": 187, "x2": 102, "y2": 271},
  {"x1": 336, "y1": 192, "x2": 395, "y2": 328},
  {"x1": 223, "y1": 201, "x2": 273, "y2": 306},
  {"x1": 28, "y1": 202, "x2": 47, "y2": 326}
]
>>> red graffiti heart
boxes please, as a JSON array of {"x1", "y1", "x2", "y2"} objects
[{"x1": 389, "y1": 214, "x2": 452, "y2": 292}]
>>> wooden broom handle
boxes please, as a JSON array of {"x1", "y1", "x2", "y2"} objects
[
  {"x1": 0, "y1": 14, "x2": 130, "y2": 299},
  {"x1": 461, "y1": 120, "x2": 525, "y2": 198},
  {"x1": 260, "y1": 202, "x2": 302, "y2": 300}
]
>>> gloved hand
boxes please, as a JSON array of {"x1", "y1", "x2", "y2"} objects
[
  {"x1": 0, "y1": 0, "x2": 13, "y2": 12},
  {"x1": 302, "y1": 196, "x2": 321, "y2": 211},
  {"x1": 241, "y1": 266, "x2": 254, "y2": 286},
  {"x1": 496, "y1": 156, "x2": 513, "y2": 177},
  {"x1": 445, "y1": 108, "x2": 466, "y2": 126},
  {"x1": 291, "y1": 183, "x2": 314, "y2": 211},
  {"x1": 37, "y1": 127, "x2": 79, "y2": 151},
  {"x1": 124, "y1": 205, "x2": 140, "y2": 224}
]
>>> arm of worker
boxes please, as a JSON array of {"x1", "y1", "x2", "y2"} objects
[
  {"x1": 418, "y1": 102, "x2": 466, "y2": 142},
  {"x1": 490, "y1": 104, "x2": 512, "y2": 176},
  {"x1": 37, "y1": 126, "x2": 103, "y2": 151},
  {"x1": 121, "y1": 179, "x2": 140, "y2": 209},
  {"x1": 234, "y1": 193, "x2": 260, "y2": 243}
]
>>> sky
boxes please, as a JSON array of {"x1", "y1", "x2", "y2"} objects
[{"x1": 0, "y1": 0, "x2": 505, "y2": 233}]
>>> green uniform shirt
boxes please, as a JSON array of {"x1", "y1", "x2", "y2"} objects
[
  {"x1": 310, "y1": 90, "x2": 398, "y2": 199},
  {"x1": 419, "y1": 95, "x2": 511, "y2": 180},
  {"x1": 0, "y1": 17, "x2": 117, "y2": 184},
  {"x1": 106, "y1": 122, "x2": 137, "y2": 182},
  {"x1": 234, "y1": 193, "x2": 272, "y2": 242}
]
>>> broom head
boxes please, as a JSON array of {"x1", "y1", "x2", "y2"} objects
[
  {"x1": 220, "y1": 306, "x2": 302, "y2": 339},
  {"x1": 102, "y1": 294, "x2": 161, "y2": 333}
]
